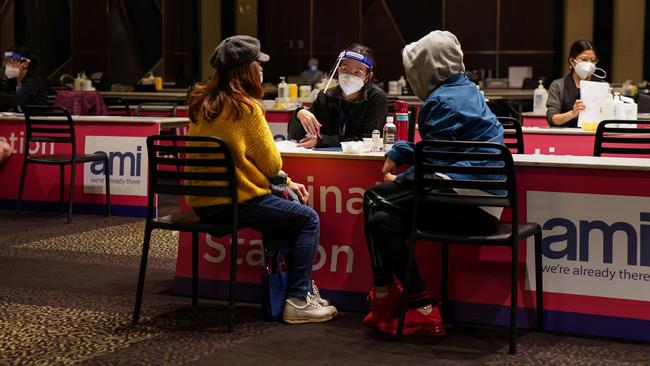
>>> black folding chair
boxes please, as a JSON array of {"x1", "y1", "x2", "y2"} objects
[
  {"x1": 135, "y1": 102, "x2": 181, "y2": 169},
  {"x1": 396, "y1": 140, "x2": 544, "y2": 354},
  {"x1": 104, "y1": 97, "x2": 131, "y2": 116},
  {"x1": 593, "y1": 120, "x2": 650, "y2": 157},
  {"x1": 134, "y1": 102, "x2": 178, "y2": 118},
  {"x1": 133, "y1": 135, "x2": 240, "y2": 332},
  {"x1": 134, "y1": 102, "x2": 179, "y2": 138},
  {"x1": 16, "y1": 105, "x2": 110, "y2": 223},
  {"x1": 497, "y1": 116, "x2": 525, "y2": 154}
]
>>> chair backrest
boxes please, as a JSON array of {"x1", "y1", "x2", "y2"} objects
[
  {"x1": 135, "y1": 103, "x2": 177, "y2": 117},
  {"x1": 23, "y1": 105, "x2": 75, "y2": 155},
  {"x1": 413, "y1": 140, "x2": 516, "y2": 223},
  {"x1": 638, "y1": 93, "x2": 650, "y2": 114},
  {"x1": 497, "y1": 116, "x2": 524, "y2": 154},
  {"x1": 104, "y1": 97, "x2": 131, "y2": 116},
  {"x1": 593, "y1": 120, "x2": 650, "y2": 157},
  {"x1": 146, "y1": 135, "x2": 238, "y2": 218}
]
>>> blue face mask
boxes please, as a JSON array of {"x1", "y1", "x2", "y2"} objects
[{"x1": 309, "y1": 65, "x2": 318, "y2": 72}]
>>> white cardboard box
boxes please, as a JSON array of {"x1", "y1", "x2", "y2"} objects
[{"x1": 508, "y1": 66, "x2": 533, "y2": 88}]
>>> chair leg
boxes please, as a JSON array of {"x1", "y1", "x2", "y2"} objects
[
  {"x1": 192, "y1": 231, "x2": 199, "y2": 307},
  {"x1": 68, "y1": 163, "x2": 75, "y2": 224},
  {"x1": 15, "y1": 160, "x2": 29, "y2": 219},
  {"x1": 228, "y1": 229, "x2": 239, "y2": 332},
  {"x1": 396, "y1": 237, "x2": 418, "y2": 338},
  {"x1": 534, "y1": 231, "x2": 544, "y2": 331},
  {"x1": 104, "y1": 157, "x2": 111, "y2": 216},
  {"x1": 172, "y1": 138, "x2": 180, "y2": 173},
  {"x1": 509, "y1": 243, "x2": 519, "y2": 355},
  {"x1": 363, "y1": 197, "x2": 381, "y2": 269},
  {"x1": 59, "y1": 164, "x2": 65, "y2": 213},
  {"x1": 441, "y1": 242, "x2": 449, "y2": 319},
  {"x1": 133, "y1": 226, "x2": 153, "y2": 325}
]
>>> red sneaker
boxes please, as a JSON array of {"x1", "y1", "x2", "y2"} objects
[
  {"x1": 376, "y1": 304, "x2": 445, "y2": 337},
  {"x1": 362, "y1": 283, "x2": 403, "y2": 328}
]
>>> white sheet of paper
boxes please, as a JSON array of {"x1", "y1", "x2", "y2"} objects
[
  {"x1": 578, "y1": 80, "x2": 610, "y2": 126},
  {"x1": 275, "y1": 140, "x2": 311, "y2": 152}
]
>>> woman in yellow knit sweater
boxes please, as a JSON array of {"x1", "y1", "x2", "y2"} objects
[{"x1": 186, "y1": 35, "x2": 337, "y2": 323}]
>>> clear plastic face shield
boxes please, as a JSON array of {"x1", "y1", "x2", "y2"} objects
[
  {"x1": 3, "y1": 51, "x2": 30, "y2": 66},
  {"x1": 2, "y1": 51, "x2": 30, "y2": 79},
  {"x1": 323, "y1": 50, "x2": 373, "y2": 104}
]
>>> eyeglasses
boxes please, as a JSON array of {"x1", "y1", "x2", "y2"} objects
[
  {"x1": 575, "y1": 57, "x2": 598, "y2": 64},
  {"x1": 338, "y1": 65, "x2": 367, "y2": 78}
]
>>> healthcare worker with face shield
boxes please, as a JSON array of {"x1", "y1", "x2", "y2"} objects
[
  {"x1": 0, "y1": 45, "x2": 49, "y2": 112},
  {"x1": 288, "y1": 44, "x2": 387, "y2": 148},
  {"x1": 546, "y1": 39, "x2": 606, "y2": 127}
]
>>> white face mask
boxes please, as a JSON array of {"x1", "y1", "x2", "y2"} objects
[
  {"x1": 574, "y1": 61, "x2": 596, "y2": 80},
  {"x1": 4, "y1": 65, "x2": 20, "y2": 79},
  {"x1": 338, "y1": 73, "x2": 365, "y2": 96},
  {"x1": 573, "y1": 60, "x2": 607, "y2": 80},
  {"x1": 259, "y1": 71, "x2": 263, "y2": 84}
]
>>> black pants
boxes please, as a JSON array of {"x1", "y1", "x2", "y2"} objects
[{"x1": 363, "y1": 181, "x2": 499, "y2": 307}]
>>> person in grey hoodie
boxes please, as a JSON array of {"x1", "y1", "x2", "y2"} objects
[{"x1": 362, "y1": 31, "x2": 504, "y2": 336}]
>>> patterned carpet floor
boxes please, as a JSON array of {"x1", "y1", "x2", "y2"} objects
[{"x1": 1, "y1": 208, "x2": 650, "y2": 365}]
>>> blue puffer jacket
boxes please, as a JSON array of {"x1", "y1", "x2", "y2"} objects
[{"x1": 386, "y1": 74, "x2": 504, "y2": 186}]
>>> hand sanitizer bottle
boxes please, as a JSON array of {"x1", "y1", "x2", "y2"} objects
[{"x1": 533, "y1": 80, "x2": 548, "y2": 114}]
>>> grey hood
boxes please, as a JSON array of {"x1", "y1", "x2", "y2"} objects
[{"x1": 402, "y1": 30, "x2": 465, "y2": 100}]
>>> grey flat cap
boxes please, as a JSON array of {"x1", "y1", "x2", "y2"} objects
[{"x1": 209, "y1": 35, "x2": 270, "y2": 70}]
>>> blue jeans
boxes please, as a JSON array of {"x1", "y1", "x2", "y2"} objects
[{"x1": 194, "y1": 194, "x2": 320, "y2": 300}]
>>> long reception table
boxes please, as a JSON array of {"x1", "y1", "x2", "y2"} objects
[{"x1": 0, "y1": 114, "x2": 189, "y2": 217}]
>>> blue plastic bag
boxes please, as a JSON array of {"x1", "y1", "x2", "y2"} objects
[{"x1": 261, "y1": 249, "x2": 288, "y2": 320}]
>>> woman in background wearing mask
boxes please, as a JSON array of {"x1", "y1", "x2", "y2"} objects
[
  {"x1": 546, "y1": 40, "x2": 606, "y2": 127},
  {"x1": 0, "y1": 45, "x2": 49, "y2": 112},
  {"x1": 288, "y1": 44, "x2": 387, "y2": 148}
]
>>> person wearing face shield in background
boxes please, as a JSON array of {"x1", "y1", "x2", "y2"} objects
[
  {"x1": 288, "y1": 44, "x2": 387, "y2": 148},
  {"x1": 0, "y1": 45, "x2": 49, "y2": 112},
  {"x1": 546, "y1": 40, "x2": 606, "y2": 127}
]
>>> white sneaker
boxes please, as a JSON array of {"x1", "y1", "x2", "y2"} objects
[
  {"x1": 310, "y1": 280, "x2": 338, "y2": 316},
  {"x1": 311, "y1": 280, "x2": 329, "y2": 306},
  {"x1": 283, "y1": 294, "x2": 337, "y2": 324}
]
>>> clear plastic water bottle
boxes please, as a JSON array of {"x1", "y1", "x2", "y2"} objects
[{"x1": 383, "y1": 116, "x2": 396, "y2": 152}]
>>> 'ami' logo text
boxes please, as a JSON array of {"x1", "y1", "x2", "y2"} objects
[
  {"x1": 528, "y1": 191, "x2": 650, "y2": 267},
  {"x1": 542, "y1": 212, "x2": 650, "y2": 267},
  {"x1": 83, "y1": 136, "x2": 148, "y2": 196},
  {"x1": 89, "y1": 145, "x2": 143, "y2": 177}
]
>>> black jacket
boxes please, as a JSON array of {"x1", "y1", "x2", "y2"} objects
[
  {"x1": 0, "y1": 70, "x2": 49, "y2": 112},
  {"x1": 288, "y1": 83, "x2": 387, "y2": 147}
]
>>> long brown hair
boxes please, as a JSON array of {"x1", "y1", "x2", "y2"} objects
[{"x1": 187, "y1": 61, "x2": 264, "y2": 123}]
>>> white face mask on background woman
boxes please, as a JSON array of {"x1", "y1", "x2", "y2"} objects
[
  {"x1": 573, "y1": 60, "x2": 607, "y2": 80},
  {"x1": 4, "y1": 65, "x2": 20, "y2": 79},
  {"x1": 338, "y1": 74, "x2": 365, "y2": 96}
]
